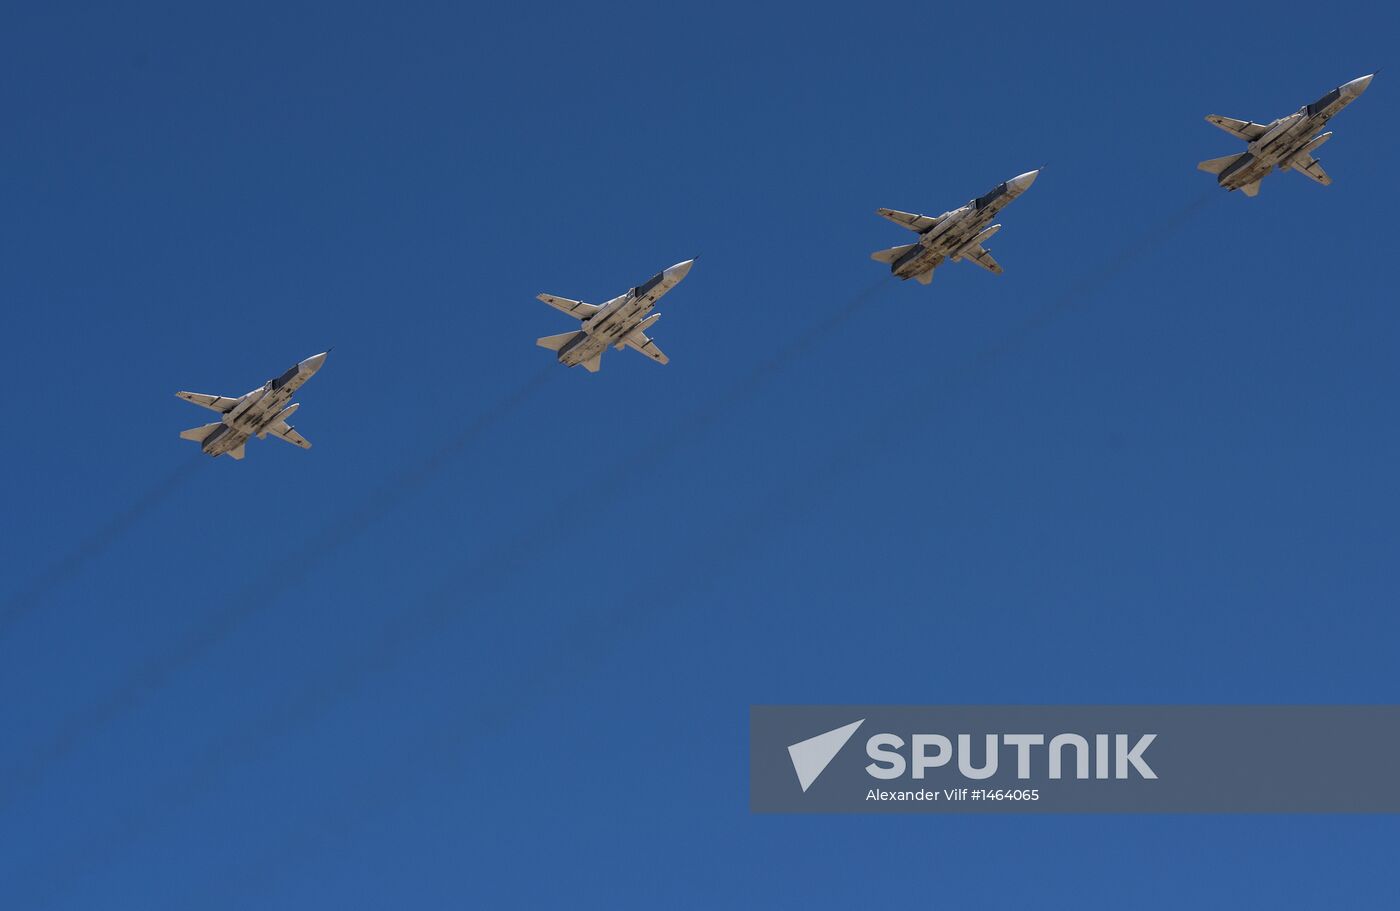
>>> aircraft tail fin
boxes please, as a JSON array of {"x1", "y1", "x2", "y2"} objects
[
  {"x1": 179, "y1": 422, "x2": 222, "y2": 443},
  {"x1": 871, "y1": 244, "x2": 915, "y2": 264},
  {"x1": 1197, "y1": 154, "x2": 1240, "y2": 175},
  {"x1": 536, "y1": 331, "x2": 582, "y2": 352}
]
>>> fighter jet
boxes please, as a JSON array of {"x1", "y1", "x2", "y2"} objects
[
  {"x1": 1198, "y1": 74, "x2": 1376, "y2": 197},
  {"x1": 176, "y1": 351, "x2": 329, "y2": 459},
  {"x1": 535, "y1": 260, "x2": 694, "y2": 372},
  {"x1": 871, "y1": 170, "x2": 1040, "y2": 285}
]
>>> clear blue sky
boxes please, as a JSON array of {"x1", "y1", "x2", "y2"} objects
[{"x1": 2, "y1": 2, "x2": 1397, "y2": 907}]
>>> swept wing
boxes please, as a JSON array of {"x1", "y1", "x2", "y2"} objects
[
  {"x1": 177, "y1": 391, "x2": 241, "y2": 413},
  {"x1": 265, "y1": 421, "x2": 311, "y2": 449},
  {"x1": 538, "y1": 294, "x2": 600, "y2": 319},
  {"x1": 875, "y1": 208, "x2": 946, "y2": 233},
  {"x1": 1205, "y1": 115, "x2": 1270, "y2": 141}
]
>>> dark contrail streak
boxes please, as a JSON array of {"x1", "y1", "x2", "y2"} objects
[
  {"x1": 0, "y1": 457, "x2": 206, "y2": 641},
  {"x1": 179, "y1": 280, "x2": 892, "y2": 771},
  {"x1": 0, "y1": 366, "x2": 555, "y2": 820}
]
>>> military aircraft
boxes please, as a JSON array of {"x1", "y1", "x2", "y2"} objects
[
  {"x1": 176, "y1": 351, "x2": 329, "y2": 459},
  {"x1": 871, "y1": 170, "x2": 1040, "y2": 285},
  {"x1": 1198, "y1": 74, "x2": 1376, "y2": 197},
  {"x1": 536, "y1": 260, "x2": 694, "y2": 372}
]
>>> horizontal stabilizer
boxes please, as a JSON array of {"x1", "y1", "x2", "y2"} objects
[
  {"x1": 581, "y1": 353, "x2": 603, "y2": 373},
  {"x1": 871, "y1": 244, "x2": 915, "y2": 264},
  {"x1": 536, "y1": 331, "x2": 582, "y2": 352},
  {"x1": 228, "y1": 444, "x2": 246, "y2": 460},
  {"x1": 914, "y1": 268, "x2": 934, "y2": 286},
  {"x1": 1197, "y1": 154, "x2": 1240, "y2": 175},
  {"x1": 179, "y1": 422, "x2": 223, "y2": 443},
  {"x1": 537, "y1": 294, "x2": 600, "y2": 319},
  {"x1": 1240, "y1": 179, "x2": 1262, "y2": 198}
]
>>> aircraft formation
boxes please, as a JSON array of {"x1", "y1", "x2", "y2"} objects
[{"x1": 177, "y1": 74, "x2": 1376, "y2": 459}]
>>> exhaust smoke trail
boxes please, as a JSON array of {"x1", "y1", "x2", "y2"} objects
[{"x1": 0, "y1": 457, "x2": 206, "y2": 640}]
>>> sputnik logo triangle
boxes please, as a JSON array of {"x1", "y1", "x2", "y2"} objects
[{"x1": 787, "y1": 719, "x2": 865, "y2": 792}]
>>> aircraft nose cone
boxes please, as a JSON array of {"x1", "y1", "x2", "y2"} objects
[
  {"x1": 300, "y1": 351, "x2": 330, "y2": 372},
  {"x1": 664, "y1": 259, "x2": 695, "y2": 283},
  {"x1": 1343, "y1": 73, "x2": 1375, "y2": 96},
  {"x1": 1008, "y1": 169, "x2": 1040, "y2": 193}
]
